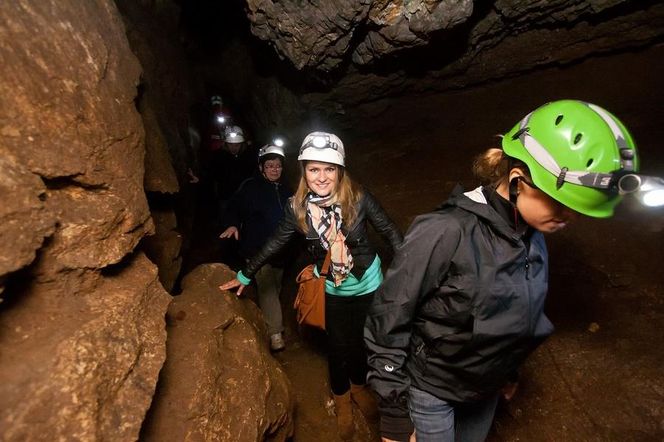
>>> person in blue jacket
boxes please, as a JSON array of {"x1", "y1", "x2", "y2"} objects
[
  {"x1": 365, "y1": 100, "x2": 648, "y2": 442},
  {"x1": 219, "y1": 143, "x2": 293, "y2": 351}
]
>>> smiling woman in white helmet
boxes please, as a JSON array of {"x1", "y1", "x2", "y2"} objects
[{"x1": 220, "y1": 130, "x2": 404, "y2": 440}]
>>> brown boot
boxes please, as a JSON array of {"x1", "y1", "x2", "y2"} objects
[
  {"x1": 350, "y1": 383, "x2": 379, "y2": 421},
  {"x1": 333, "y1": 391, "x2": 354, "y2": 440}
]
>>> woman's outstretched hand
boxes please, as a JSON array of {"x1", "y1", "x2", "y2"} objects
[
  {"x1": 501, "y1": 381, "x2": 519, "y2": 401},
  {"x1": 219, "y1": 226, "x2": 239, "y2": 240},
  {"x1": 219, "y1": 278, "x2": 246, "y2": 297}
]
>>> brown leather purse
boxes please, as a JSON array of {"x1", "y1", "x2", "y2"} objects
[{"x1": 293, "y1": 250, "x2": 331, "y2": 330}]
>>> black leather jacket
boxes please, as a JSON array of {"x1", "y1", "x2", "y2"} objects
[{"x1": 242, "y1": 190, "x2": 403, "y2": 282}]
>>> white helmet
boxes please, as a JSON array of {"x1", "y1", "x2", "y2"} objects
[
  {"x1": 258, "y1": 144, "x2": 285, "y2": 158},
  {"x1": 298, "y1": 132, "x2": 345, "y2": 166},
  {"x1": 225, "y1": 125, "x2": 245, "y2": 143}
]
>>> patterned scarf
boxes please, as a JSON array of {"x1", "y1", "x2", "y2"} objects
[{"x1": 306, "y1": 193, "x2": 354, "y2": 286}]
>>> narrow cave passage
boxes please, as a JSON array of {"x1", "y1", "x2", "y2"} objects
[
  {"x1": 1, "y1": 1, "x2": 663, "y2": 442},
  {"x1": 175, "y1": 44, "x2": 664, "y2": 442},
  {"x1": 165, "y1": 2, "x2": 664, "y2": 440}
]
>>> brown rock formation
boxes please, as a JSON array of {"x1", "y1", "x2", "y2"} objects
[
  {"x1": 0, "y1": 1, "x2": 171, "y2": 440},
  {"x1": 0, "y1": 253, "x2": 171, "y2": 440},
  {"x1": 0, "y1": 0, "x2": 153, "y2": 279},
  {"x1": 142, "y1": 263, "x2": 294, "y2": 442},
  {"x1": 142, "y1": 209, "x2": 182, "y2": 292}
]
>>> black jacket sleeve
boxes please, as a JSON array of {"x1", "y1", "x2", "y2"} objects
[
  {"x1": 363, "y1": 191, "x2": 403, "y2": 251},
  {"x1": 223, "y1": 176, "x2": 258, "y2": 231},
  {"x1": 242, "y1": 199, "x2": 300, "y2": 279},
  {"x1": 365, "y1": 212, "x2": 461, "y2": 441}
]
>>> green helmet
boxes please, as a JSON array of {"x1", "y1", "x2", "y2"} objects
[{"x1": 502, "y1": 100, "x2": 639, "y2": 218}]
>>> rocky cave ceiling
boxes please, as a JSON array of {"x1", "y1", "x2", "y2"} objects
[
  {"x1": 172, "y1": 0, "x2": 664, "y2": 135},
  {"x1": 182, "y1": 0, "x2": 664, "y2": 114}
]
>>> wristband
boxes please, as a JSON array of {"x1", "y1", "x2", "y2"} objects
[{"x1": 237, "y1": 270, "x2": 252, "y2": 286}]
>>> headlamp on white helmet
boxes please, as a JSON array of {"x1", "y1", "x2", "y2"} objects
[
  {"x1": 298, "y1": 132, "x2": 345, "y2": 167},
  {"x1": 225, "y1": 125, "x2": 245, "y2": 143}
]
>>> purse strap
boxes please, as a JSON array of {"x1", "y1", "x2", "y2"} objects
[{"x1": 319, "y1": 249, "x2": 332, "y2": 276}]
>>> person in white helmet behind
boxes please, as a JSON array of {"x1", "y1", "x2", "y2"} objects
[
  {"x1": 205, "y1": 94, "x2": 233, "y2": 152},
  {"x1": 220, "y1": 131, "x2": 403, "y2": 440},
  {"x1": 219, "y1": 143, "x2": 293, "y2": 351},
  {"x1": 211, "y1": 125, "x2": 258, "y2": 268},
  {"x1": 212, "y1": 125, "x2": 256, "y2": 201}
]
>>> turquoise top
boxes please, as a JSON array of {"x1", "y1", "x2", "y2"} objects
[
  {"x1": 315, "y1": 254, "x2": 383, "y2": 296},
  {"x1": 238, "y1": 254, "x2": 383, "y2": 297}
]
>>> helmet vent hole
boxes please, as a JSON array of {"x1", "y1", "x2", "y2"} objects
[
  {"x1": 586, "y1": 158, "x2": 594, "y2": 168},
  {"x1": 555, "y1": 115, "x2": 564, "y2": 125},
  {"x1": 574, "y1": 133, "x2": 583, "y2": 144}
]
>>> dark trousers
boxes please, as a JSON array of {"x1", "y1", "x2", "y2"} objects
[{"x1": 325, "y1": 292, "x2": 374, "y2": 395}]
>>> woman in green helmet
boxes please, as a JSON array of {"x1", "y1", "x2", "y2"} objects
[{"x1": 365, "y1": 100, "x2": 640, "y2": 442}]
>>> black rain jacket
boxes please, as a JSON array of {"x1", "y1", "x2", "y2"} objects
[
  {"x1": 365, "y1": 187, "x2": 554, "y2": 440},
  {"x1": 242, "y1": 190, "x2": 403, "y2": 282}
]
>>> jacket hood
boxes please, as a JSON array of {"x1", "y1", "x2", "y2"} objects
[{"x1": 442, "y1": 185, "x2": 524, "y2": 243}]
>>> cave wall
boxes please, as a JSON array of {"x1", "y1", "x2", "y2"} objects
[
  {"x1": 113, "y1": 0, "x2": 205, "y2": 292},
  {"x1": 0, "y1": 1, "x2": 171, "y2": 439},
  {"x1": 1, "y1": 2, "x2": 296, "y2": 440}
]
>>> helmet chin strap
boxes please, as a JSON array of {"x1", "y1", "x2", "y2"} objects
[
  {"x1": 509, "y1": 177, "x2": 519, "y2": 205},
  {"x1": 509, "y1": 177, "x2": 520, "y2": 228}
]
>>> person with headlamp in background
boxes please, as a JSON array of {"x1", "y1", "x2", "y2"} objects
[
  {"x1": 205, "y1": 94, "x2": 233, "y2": 152},
  {"x1": 219, "y1": 142, "x2": 293, "y2": 351},
  {"x1": 365, "y1": 99, "x2": 664, "y2": 442},
  {"x1": 212, "y1": 125, "x2": 259, "y2": 268},
  {"x1": 220, "y1": 131, "x2": 403, "y2": 440}
]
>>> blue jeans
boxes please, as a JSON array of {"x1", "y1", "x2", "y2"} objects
[{"x1": 409, "y1": 386, "x2": 499, "y2": 442}]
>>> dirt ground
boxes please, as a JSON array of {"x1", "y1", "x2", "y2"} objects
[{"x1": 186, "y1": 44, "x2": 664, "y2": 441}]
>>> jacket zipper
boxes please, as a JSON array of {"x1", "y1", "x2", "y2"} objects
[
  {"x1": 522, "y1": 235, "x2": 530, "y2": 281},
  {"x1": 274, "y1": 183, "x2": 283, "y2": 210},
  {"x1": 523, "y1": 238, "x2": 533, "y2": 333}
]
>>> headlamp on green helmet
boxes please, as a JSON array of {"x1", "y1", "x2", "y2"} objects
[{"x1": 501, "y1": 100, "x2": 664, "y2": 217}]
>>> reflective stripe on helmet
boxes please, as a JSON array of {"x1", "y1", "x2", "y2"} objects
[
  {"x1": 587, "y1": 103, "x2": 629, "y2": 150},
  {"x1": 517, "y1": 109, "x2": 632, "y2": 190}
]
